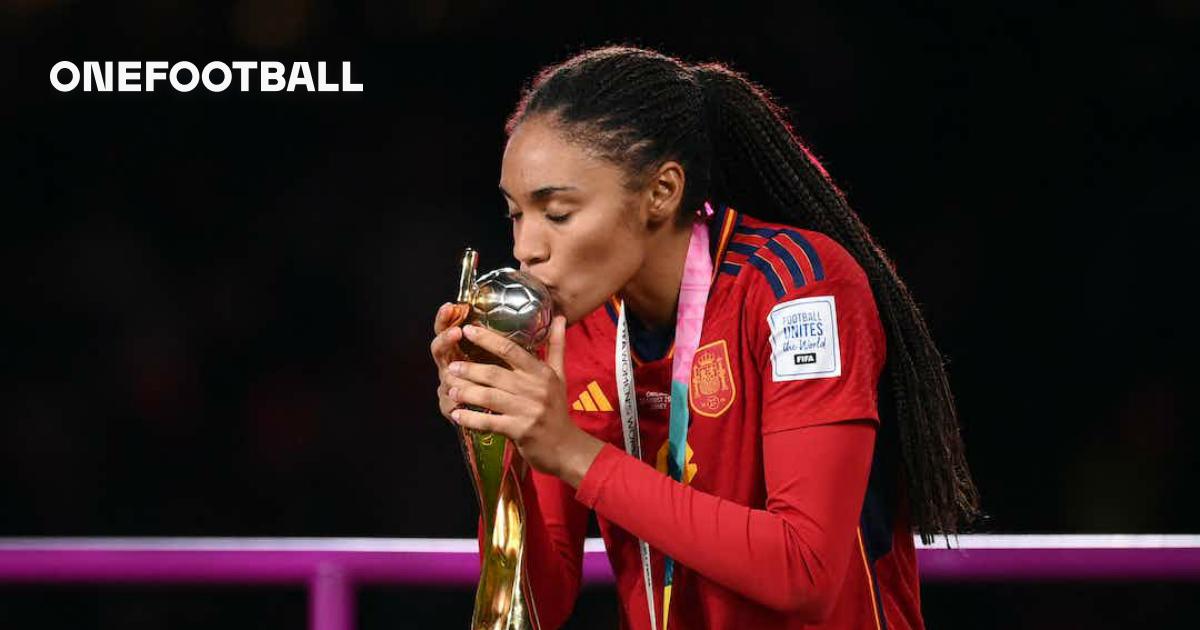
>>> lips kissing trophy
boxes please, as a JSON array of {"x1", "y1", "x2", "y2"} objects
[{"x1": 450, "y1": 248, "x2": 554, "y2": 630}]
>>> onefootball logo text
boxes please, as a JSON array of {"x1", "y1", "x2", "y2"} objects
[{"x1": 50, "y1": 61, "x2": 363, "y2": 93}]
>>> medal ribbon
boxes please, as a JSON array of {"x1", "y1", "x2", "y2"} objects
[{"x1": 615, "y1": 202, "x2": 715, "y2": 630}]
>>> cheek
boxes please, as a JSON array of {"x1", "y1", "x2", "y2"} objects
[
  {"x1": 565, "y1": 226, "x2": 640, "y2": 299},
  {"x1": 572, "y1": 232, "x2": 626, "y2": 268},
  {"x1": 570, "y1": 200, "x2": 642, "y2": 271}
]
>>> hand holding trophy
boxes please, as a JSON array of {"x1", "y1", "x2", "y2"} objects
[{"x1": 447, "y1": 247, "x2": 554, "y2": 630}]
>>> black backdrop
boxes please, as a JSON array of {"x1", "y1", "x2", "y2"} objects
[{"x1": 3, "y1": 1, "x2": 1196, "y2": 627}]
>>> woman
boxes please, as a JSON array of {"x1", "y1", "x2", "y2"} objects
[{"x1": 430, "y1": 46, "x2": 978, "y2": 630}]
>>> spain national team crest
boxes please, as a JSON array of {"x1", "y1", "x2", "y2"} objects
[{"x1": 689, "y1": 339, "x2": 736, "y2": 418}]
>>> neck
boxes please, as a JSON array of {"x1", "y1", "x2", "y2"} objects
[{"x1": 619, "y1": 217, "x2": 697, "y2": 331}]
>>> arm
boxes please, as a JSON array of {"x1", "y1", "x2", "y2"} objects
[
  {"x1": 573, "y1": 232, "x2": 886, "y2": 620},
  {"x1": 574, "y1": 419, "x2": 875, "y2": 620}
]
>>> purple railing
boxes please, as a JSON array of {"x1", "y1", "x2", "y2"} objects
[{"x1": 1, "y1": 535, "x2": 1197, "y2": 630}]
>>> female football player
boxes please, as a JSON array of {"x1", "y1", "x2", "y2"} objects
[{"x1": 430, "y1": 45, "x2": 978, "y2": 630}]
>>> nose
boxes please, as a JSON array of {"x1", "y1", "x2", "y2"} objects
[{"x1": 512, "y1": 219, "x2": 549, "y2": 269}]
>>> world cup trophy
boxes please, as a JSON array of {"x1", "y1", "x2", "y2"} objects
[{"x1": 451, "y1": 248, "x2": 554, "y2": 630}]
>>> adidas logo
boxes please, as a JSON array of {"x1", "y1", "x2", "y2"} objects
[{"x1": 571, "y1": 381, "x2": 614, "y2": 412}]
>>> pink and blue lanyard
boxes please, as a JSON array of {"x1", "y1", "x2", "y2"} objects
[{"x1": 614, "y1": 202, "x2": 714, "y2": 630}]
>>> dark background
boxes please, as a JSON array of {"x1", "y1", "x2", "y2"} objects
[{"x1": 2, "y1": 0, "x2": 1196, "y2": 627}]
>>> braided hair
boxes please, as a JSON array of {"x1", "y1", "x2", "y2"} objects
[{"x1": 506, "y1": 45, "x2": 980, "y2": 541}]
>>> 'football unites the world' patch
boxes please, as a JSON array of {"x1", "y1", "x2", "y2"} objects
[{"x1": 767, "y1": 295, "x2": 841, "y2": 382}]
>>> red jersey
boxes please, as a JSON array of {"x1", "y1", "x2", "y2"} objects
[{"x1": 502, "y1": 205, "x2": 924, "y2": 630}]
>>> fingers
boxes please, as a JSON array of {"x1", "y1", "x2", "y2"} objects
[
  {"x1": 437, "y1": 383, "x2": 459, "y2": 421},
  {"x1": 461, "y1": 324, "x2": 541, "y2": 373},
  {"x1": 438, "y1": 372, "x2": 472, "y2": 405},
  {"x1": 545, "y1": 315, "x2": 566, "y2": 379},
  {"x1": 434, "y1": 302, "x2": 471, "y2": 335},
  {"x1": 429, "y1": 325, "x2": 464, "y2": 369},
  {"x1": 449, "y1": 407, "x2": 508, "y2": 433},
  {"x1": 446, "y1": 381, "x2": 522, "y2": 416},
  {"x1": 446, "y1": 360, "x2": 524, "y2": 396},
  {"x1": 440, "y1": 370, "x2": 472, "y2": 390},
  {"x1": 434, "y1": 302, "x2": 452, "y2": 334},
  {"x1": 435, "y1": 373, "x2": 476, "y2": 422}
]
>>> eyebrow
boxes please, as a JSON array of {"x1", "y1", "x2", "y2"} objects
[{"x1": 499, "y1": 184, "x2": 579, "y2": 203}]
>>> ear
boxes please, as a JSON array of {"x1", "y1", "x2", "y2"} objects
[{"x1": 644, "y1": 160, "x2": 686, "y2": 227}]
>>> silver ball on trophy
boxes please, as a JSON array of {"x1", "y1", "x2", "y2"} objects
[
  {"x1": 455, "y1": 248, "x2": 554, "y2": 364},
  {"x1": 467, "y1": 267, "x2": 554, "y2": 352}
]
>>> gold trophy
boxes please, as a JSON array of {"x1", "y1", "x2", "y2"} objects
[{"x1": 451, "y1": 248, "x2": 554, "y2": 630}]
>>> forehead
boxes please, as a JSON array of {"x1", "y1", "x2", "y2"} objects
[{"x1": 500, "y1": 119, "x2": 622, "y2": 199}]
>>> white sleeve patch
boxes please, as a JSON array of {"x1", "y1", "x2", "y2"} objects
[{"x1": 767, "y1": 295, "x2": 841, "y2": 382}]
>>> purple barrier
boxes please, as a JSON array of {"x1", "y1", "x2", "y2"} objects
[
  {"x1": 918, "y1": 547, "x2": 1200, "y2": 582},
  {"x1": 1, "y1": 536, "x2": 1197, "y2": 630}
]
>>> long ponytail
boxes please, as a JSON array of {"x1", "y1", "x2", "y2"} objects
[{"x1": 693, "y1": 63, "x2": 980, "y2": 541}]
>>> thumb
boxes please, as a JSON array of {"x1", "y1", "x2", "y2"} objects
[{"x1": 545, "y1": 315, "x2": 567, "y2": 379}]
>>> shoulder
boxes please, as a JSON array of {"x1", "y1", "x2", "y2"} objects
[
  {"x1": 722, "y1": 212, "x2": 885, "y2": 372},
  {"x1": 724, "y1": 213, "x2": 871, "y2": 305},
  {"x1": 725, "y1": 212, "x2": 887, "y2": 406}
]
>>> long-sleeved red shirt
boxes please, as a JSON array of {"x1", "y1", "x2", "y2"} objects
[{"x1": 485, "y1": 207, "x2": 924, "y2": 629}]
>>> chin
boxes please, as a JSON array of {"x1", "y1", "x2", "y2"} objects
[
  {"x1": 558, "y1": 302, "x2": 583, "y2": 326},
  {"x1": 556, "y1": 292, "x2": 610, "y2": 327}
]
